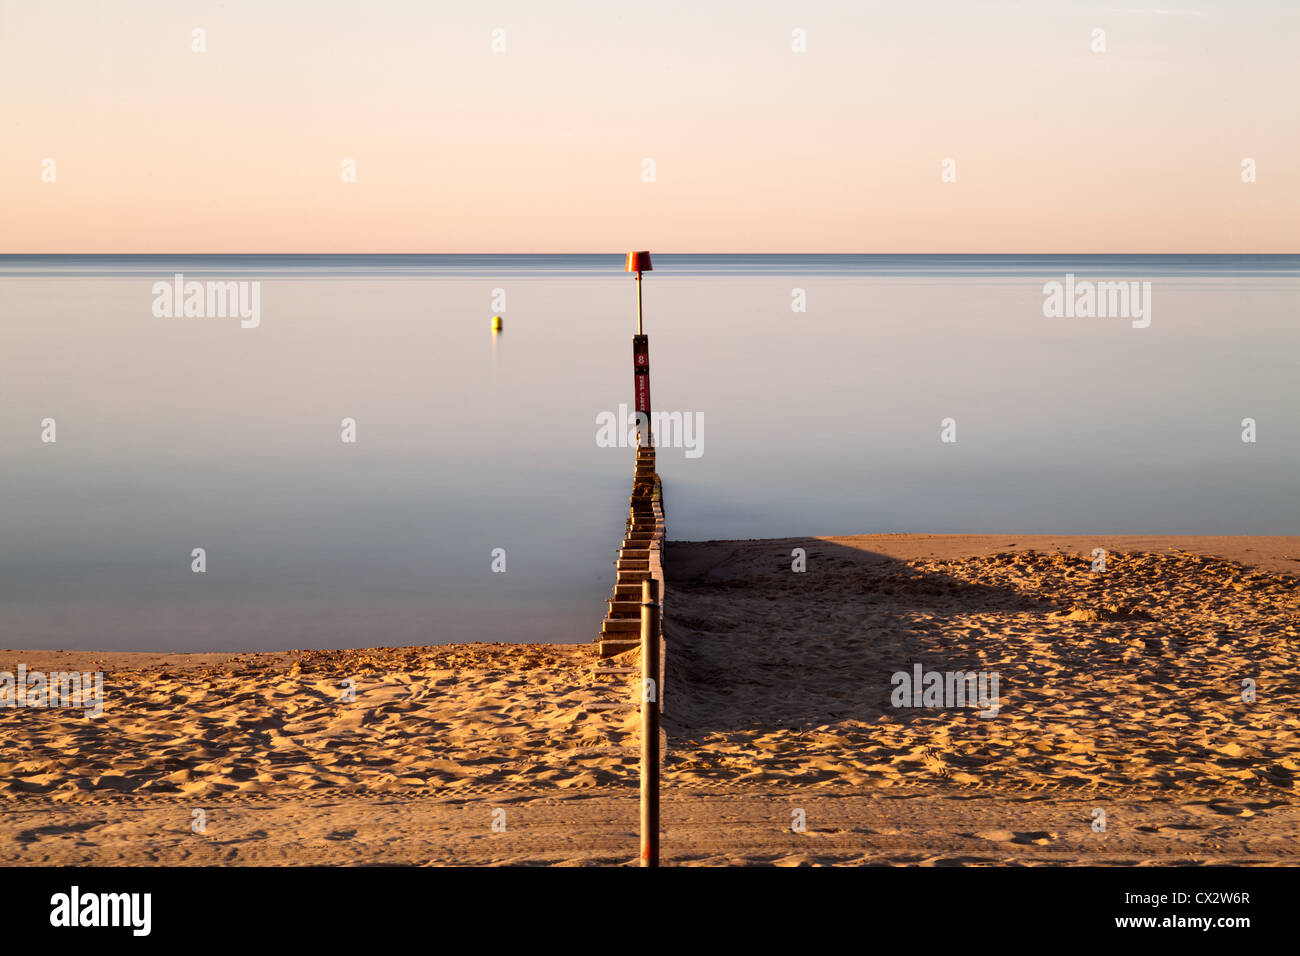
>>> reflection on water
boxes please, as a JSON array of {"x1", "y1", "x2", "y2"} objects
[{"x1": 1, "y1": 256, "x2": 1296, "y2": 651}]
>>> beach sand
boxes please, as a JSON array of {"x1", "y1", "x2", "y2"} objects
[{"x1": 2, "y1": 535, "x2": 1297, "y2": 865}]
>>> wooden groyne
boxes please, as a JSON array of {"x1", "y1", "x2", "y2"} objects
[{"x1": 597, "y1": 443, "x2": 665, "y2": 666}]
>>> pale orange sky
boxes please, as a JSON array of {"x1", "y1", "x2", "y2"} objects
[{"x1": 2, "y1": 0, "x2": 1296, "y2": 252}]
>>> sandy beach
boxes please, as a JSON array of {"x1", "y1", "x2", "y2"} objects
[{"x1": 2, "y1": 534, "x2": 1297, "y2": 865}]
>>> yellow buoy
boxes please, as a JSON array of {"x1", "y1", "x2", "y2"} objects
[{"x1": 491, "y1": 315, "x2": 503, "y2": 331}]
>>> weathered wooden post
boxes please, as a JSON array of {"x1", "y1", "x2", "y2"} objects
[{"x1": 640, "y1": 576, "x2": 661, "y2": 867}]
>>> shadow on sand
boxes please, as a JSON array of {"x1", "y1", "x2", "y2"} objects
[{"x1": 662, "y1": 536, "x2": 1062, "y2": 734}]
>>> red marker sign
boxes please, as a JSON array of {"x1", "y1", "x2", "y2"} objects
[{"x1": 632, "y1": 334, "x2": 651, "y2": 415}]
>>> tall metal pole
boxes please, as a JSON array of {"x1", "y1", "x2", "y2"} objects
[
  {"x1": 639, "y1": 576, "x2": 660, "y2": 867},
  {"x1": 636, "y1": 271, "x2": 644, "y2": 336},
  {"x1": 627, "y1": 252, "x2": 654, "y2": 447}
]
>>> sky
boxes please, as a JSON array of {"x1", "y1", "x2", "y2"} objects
[{"x1": 1, "y1": 0, "x2": 1297, "y2": 253}]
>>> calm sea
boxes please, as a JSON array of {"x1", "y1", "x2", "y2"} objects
[{"x1": 1, "y1": 254, "x2": 1296, "y2": 651}]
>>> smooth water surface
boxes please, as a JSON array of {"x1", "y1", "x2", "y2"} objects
[{"x1": 1, "y1": 255, "x2": 1296, "y2": 650}]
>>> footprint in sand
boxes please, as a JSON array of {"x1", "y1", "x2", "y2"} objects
[
  {"x1": 211, "y1": 829, "x2": 269, "y2": 846},
  {"x1": 1136, "y1": 823, "x2": 1207, "y2": 833},
  {"x1": 970, "y1": 829, "x2": 1058, "y2": 845},
  {"x1": 17, "y1": 820, "x2": 106, "y2": 844}
]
